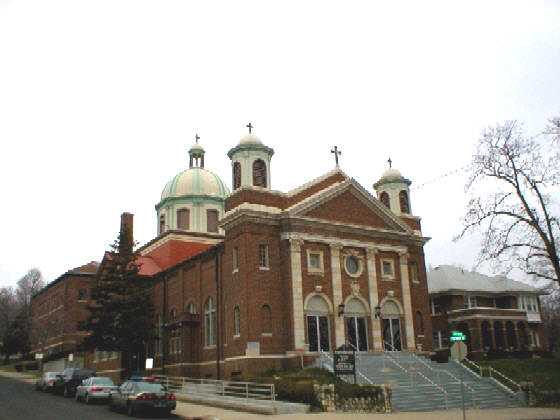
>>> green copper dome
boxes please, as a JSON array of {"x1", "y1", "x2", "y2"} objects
[{"x1": 160, "y1": 167, "x2": 229, "y2": 201}]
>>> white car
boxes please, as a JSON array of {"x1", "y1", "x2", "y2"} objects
[{"x1": 75, "y1": 376, "x2": 118, "y2": 404}]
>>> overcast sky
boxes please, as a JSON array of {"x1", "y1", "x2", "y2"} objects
[{"x1": 0, "y1": 1, "x2": 559, "y2": 288}]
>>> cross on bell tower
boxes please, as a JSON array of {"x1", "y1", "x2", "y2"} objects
[
  {"x1": 246, "y1": 122, "x2": 253, "y2": 134},
  {"x1": 331, "y1": 146, "x2": 341, "y2": 166},
  {"x1": 387, "y1": 158, "x2": 392, "y2": 168}
]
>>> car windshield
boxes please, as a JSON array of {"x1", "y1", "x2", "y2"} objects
[
  {"x1": 91, "y1": 378, "x2": 114, "y2": 385},
  {"x1": 135, "y1": 382, "x2": 165, "y2": 392}
]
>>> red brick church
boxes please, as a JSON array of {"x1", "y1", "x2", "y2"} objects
[{"x1": 32, "y1": 128, "x2": 434, "y2": 380}]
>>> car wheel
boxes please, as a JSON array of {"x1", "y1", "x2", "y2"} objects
[
  {"x1": 163, "y1": 408, "x2": 172, "y2": 418},
  {"x1": 127, "y1": 402, "x2": 135, "y2": 417}
]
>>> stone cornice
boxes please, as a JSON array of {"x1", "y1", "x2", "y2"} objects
[{"x1": 280, "y1": 232, "x2": 408, "y2": 254}]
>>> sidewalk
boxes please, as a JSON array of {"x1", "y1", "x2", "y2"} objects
[{"x1": 174, "y1": 401, "x2": 560, "y2": 420}]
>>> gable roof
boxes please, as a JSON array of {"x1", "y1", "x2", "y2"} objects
[
  {"x1": 286, "y1": 177, "x2": 414, "y2": 234},
  {"x1": 428, "y1": 265, "x2": 545, "y2": 295}
]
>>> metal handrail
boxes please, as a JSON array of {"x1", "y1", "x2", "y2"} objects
[
  {"x1": 413, "y1": 354, "x2": 476, "y2": 407},
  {"x1": 153, "y1": 375, "x2": 275, "y2": 401},
  {"x1": 487, "y1": 366, "x2": 521, "y2": 393},
  {"x1": 462, "y1": 357, "x2": 483, "y2": 378}
]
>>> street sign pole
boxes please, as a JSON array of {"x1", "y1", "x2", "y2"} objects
[{"x1": 460, "y1": 347, "x2": 465, "y2": 420}]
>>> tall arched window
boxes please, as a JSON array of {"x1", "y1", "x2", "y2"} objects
[
  {"x1": 207, "y1": 209, "x2": 218, "y2": 233},
  {"x1": 177, "y1": 208, "x2": 189, "y2": 230},
  {"x1": 204, "y1": 298, "x2": 217, "y2": 347},
  {"x1": 159, "y1": 215, "x2": 166, "y2": 234},
  {"x1": 261, "y1": 304, "x2": 272, "y2": 334},
  {"x1": 253, "y1": 159, "x2": 267, "y2": 187},
  {"x1": 233, "y1": 307, "x2": 240, "y2": 336},
  {"x1": 399, "y1": 191, "x2": 410, "y2": 213},
  {"x1": 233, "y1": 162, "x2": 241, "y2": 190},
  {"x1": 380, "y1": 192, "x2": 390, "y2": 209}
]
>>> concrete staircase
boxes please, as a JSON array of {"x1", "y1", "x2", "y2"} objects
[{"x1": 315, "y1": 352, "x2": 524, "y2": 412}]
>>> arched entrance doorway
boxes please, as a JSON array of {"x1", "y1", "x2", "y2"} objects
[
  {"x1": 345, "y1": 298, "x2": 368, "y2": 352},
  {"x1": 381, "y1": 300, "x2": 402, "y2": 351},
  {"x1": 305, "y1": 295, "x2": 331, "y2": 352}
]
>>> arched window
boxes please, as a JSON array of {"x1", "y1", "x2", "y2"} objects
[
  {"x1": 233, "y1": 307, "x2": 240, "y2": 336},
  {"x1": 261, "y1": 305, "x2": 272, "y2": 334},
  {"x1": 252, "y1": 159, "x2": 267, "y2": 187},
  {"x1": 204, "y1": 298, "x2": 217, "y2": 347},
  {"x1": 415, "y1": 311, "x2": 424, "y2": 335},
  {"x1": 177, "y1": 208, "x2": 189, "y2": 230},
  {"x1": 159, "y1": 215, "x2": 166, "y2": 234},
  {"x1": 186, "y1": 302, "x2": 197, "y2": 315},
  {"x1": 233, "y1": 162, "x2": 241, "y2": 190},
  {"x1": 380, "y1": 192, "x2": 390, "y2": 209},
  {"x1": 399, "y1": 191, "x2": 410, "y2": 213},
  {"x1": 305, "y1": 295, "x2": 331, "y2": 352}
]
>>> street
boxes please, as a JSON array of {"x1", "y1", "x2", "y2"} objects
[{"x1": 0, "y1": 376, "x2": 180, "y2": 420}]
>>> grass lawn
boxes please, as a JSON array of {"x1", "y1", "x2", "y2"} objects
[
  {"x1": 0, "y1": 361, "x2": 42, "y2": 378},
  {"x1": 478, "y1": 358, "x2": 560, "y2": 391}
]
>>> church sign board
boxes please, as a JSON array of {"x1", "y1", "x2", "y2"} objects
[{"x1": 334, "y1": 345, "x2": 356, "y2": 378}]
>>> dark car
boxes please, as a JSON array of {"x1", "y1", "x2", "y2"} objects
[
  {"x1": 108, "y1": 380, "x2": 176, "y2": 417},
  {"x1": 53, "y1": 368, "x2": 96, "y2": 397},
  {"x1": 35, "y1": 371, "x2": 60, "y2": 392}
]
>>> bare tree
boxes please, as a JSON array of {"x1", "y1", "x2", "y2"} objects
[
  {"x1": 16, "y1": 268, "x2": 45, "y2": 312},
  {"x1": 540, "y1": 286, "x2": 560, "y2": 353},
  {"x1": 0, "y1": 287, "x2": 17, "y2": 339},
  {"x1": 457, "y1": 119, "x2": 560, "y2": 285}
]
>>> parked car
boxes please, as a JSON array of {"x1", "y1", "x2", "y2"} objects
[
  {"x1": 108, "y1": 380, "x2": 176, "y2": 417},
  {"x1": 35, "y1": 371, "x2": 60, "y2": 392},
  {"x1": 53, "y1": 368, "x2": 96, "y2": 397},
  {"x1": 75, "y1": 376, "x2": 118, "y2": 404}
]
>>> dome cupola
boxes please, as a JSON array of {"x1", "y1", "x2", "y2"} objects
[
  {"x1": 373, "y1": 158, "x2": 413, "y2": 216},
  {"x1": 227, "y1": 123, "x2": 274, "y2": 191},
  {"x1": 156, "y1": 136, "x2": 229, "y2": 236}
]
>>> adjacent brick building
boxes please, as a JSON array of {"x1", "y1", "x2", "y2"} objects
[{"x1": 428, "y1": 265, "x2": 547, "y2": 360}]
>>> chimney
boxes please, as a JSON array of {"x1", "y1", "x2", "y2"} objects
[{"x1": 119, "y1": 212, "x2": 134, "y2": 254}]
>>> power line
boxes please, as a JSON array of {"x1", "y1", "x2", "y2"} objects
[{"x1": 411, "y1": 164, "x2": 472, "y2": 191}]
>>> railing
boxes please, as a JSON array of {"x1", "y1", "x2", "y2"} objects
[
  {"x1": 384, "y1": 352, "x2": 448, "y2": 409},
  {"x1": 411, "y1": 354, "x2": 476, "y2": 408},
  {"x1": 153, "y1": 375, "x2": 275, "y2": 401},
  {"x1": 461, "y1": 358, "x2": 521, "y2": 394},
  {"x1": 461, "y1": 357, "x2": 483, "y2": 378}
]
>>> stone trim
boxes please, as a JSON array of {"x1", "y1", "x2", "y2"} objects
[
  {"x1": 289, "y1": 239, "x2": 305, "y2": 351},
  {"x1": 329, "y1": 243, "x2": 345, "y2": 348},
  {"x1": 398, "y1": 253, "x2": 415, "y2": 350},
  {"x1": 280, "y1": 232, "x2": 408, "y2": 254},
  {"x1": 366, "y1": 247, "x2": 382, "y2": 351}
]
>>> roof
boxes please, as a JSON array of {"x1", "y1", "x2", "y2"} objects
[
  {"x1": 427, "y1": 265, "x2": 545, "y2": 295},
  {"x1": 159, "y1": 167, "x2": 229, "y2": 202},
  {"x1": 32, "y1": 261, "x2": 100, "y2": 299}
]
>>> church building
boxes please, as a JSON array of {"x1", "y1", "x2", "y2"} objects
[
  {"x1": 109, "y1": 128, "x2": 434, "y2": 379},
  {"x1": 32, "y1": 126, "x2": 434, "y2": 380}
]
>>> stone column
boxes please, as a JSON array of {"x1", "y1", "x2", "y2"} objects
[
  {"x1": 514, "y1": 328, "x2": 521, "y2": 350},
  {"x1": 366, "y1": 247, "x2": 382, "y2": 351},
  {"x1": 330, "y1": 243, "x2": 345, "y2": 348},
  {"x1": 289, "y1": 239, "x2": 305, "y2": 351},
  {"x1": 398, "y1": 252, "x2": 415, "y2": 350}
]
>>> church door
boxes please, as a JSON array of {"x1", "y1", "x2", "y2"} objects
[
  {"x1": 307, "y1": 315, "x2": 330, "y2": 352},
  {"x1": 383, "y1": 318, "x2": 402, "y2": 351},
  {"x1": 346, "y1": 316, "x2": 368, "y2": 351}
]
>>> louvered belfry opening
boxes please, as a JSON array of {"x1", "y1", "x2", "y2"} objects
[
  {"x1": 399, "y1": 190, "x2": 410, "y2": 213},
  {"x1": 233, "y1": 162, "x2": 241, "y2": 189},
  {"x1": 252, "y1": 159, "x2": 267, "y2": 187},
  {"x1": 380, "y1": 191, "x2": 390, "y2": 209}
]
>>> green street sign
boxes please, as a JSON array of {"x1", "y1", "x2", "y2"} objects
[
  {"x1": 451, "y1": 330, "x2": 464, "y2": 337},
  {"x1": 450, "y1": 336, "x2": 466, "y2": 341}
]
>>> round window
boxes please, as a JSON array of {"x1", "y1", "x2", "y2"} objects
[{"x1": 345, "y1": 256, "x2": 361, "y2": 276}]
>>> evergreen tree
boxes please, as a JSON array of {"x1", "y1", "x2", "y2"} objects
[{"x1": 79, "y1": 226, "x2": 155, "y2": 377}]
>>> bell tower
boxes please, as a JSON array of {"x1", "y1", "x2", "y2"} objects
[{"x1": 227, "y1": 123, "x2": 274, "y2": 191}]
